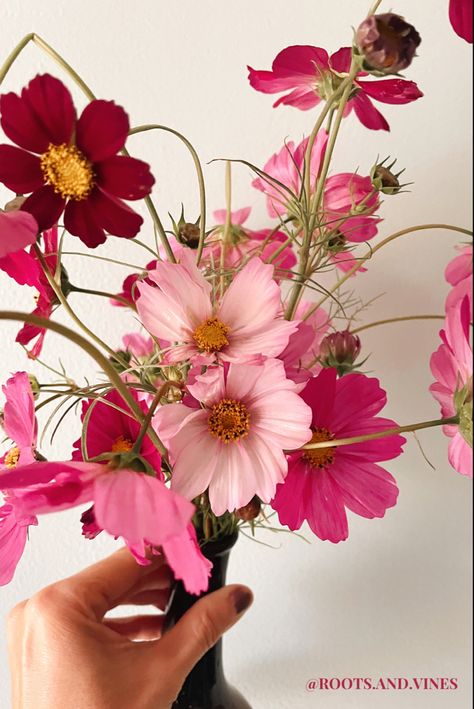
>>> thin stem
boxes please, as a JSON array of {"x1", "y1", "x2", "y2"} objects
[
  {"x1": 301, "y1": 416, "x2": 459, "y2": 450},
  {"x1": 143, "y1": 196, "x2": 176, "y2": 263},
  {"x1": 220, "y1": 161, "x2": 232, "y2": 296},
  {"x1": 129, "y1": 124, "x2": 207, "y2": 264},
  {"x1": 368, "y1": 0, "x2": 383, "y2": 15},
  {"x1": 351, "y1": 314, "x2": 445, "y2": 335},
  {"x1": 0, "y1": 311, "x2": 167, "y2": 457},
  {"x1": 69, "y1": 285, "x2": 133, "y2": 308},
  {"x1": 33, "y1": 245, "x2": 129, "y2": 368},
  {"x1": 303, "y1": 223, "x2": 473, "y2": 320}
]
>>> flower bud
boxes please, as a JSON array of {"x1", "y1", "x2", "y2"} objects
[
  {"x1": 370, "y1": 158, "x2": 406, "y2": 195},
  {"x1": 179, "y1": 222, "x2": 201, "y2": 249},
  {"x1": 28, "y1": 374, "x2": 41, "y2": 399},
  {"x1": 320, "y1": 331, "x2": 362, "y2": 375},
  {"x1": 235, "y1": 496, "x2": 262, "y2": 521},
  {"x1": 356, "y1": 13, "x2": 421, "y2": 75}
]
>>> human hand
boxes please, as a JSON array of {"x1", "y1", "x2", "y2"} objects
[{"x1": 6, "y1": 548, "x2": 253, "y2": 709}]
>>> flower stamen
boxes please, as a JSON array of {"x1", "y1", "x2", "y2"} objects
[
  {"x1": 40, "y1": 143, "x2": 94, "y2": 200},
  {"x1": 4, "y1": 446, "x2": 21, "y2": 469},
  {"x1": 193, "y1": 318, "x2": 230, "y2": 353},
  {"x1": 111, "y1": 436, "x2": 134, "y2": 453},
  {"x1": 303, "y1": 428, "x2": 335, "y2": 469},
  {"x1": 208, "y1": 399, "x2": 250, "y2": 443}
]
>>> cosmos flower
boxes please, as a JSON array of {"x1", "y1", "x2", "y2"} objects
[
  {"x1": 248, "y1": 45, "x2": 423, "y2": 130},
  {"x1": 271, "y1": 368, "x2": 405, "y2": 542},
  {"x1": 137, "y1": 252, "x2": 296, "y2": 365},
  {"x1": 430, "y1": 297, "x2": 473, "y2": 477},
  {"x1": 0, "y1": 74, "x2": 154, "y2": 247},
  {"x1": 155, "y1": 359, "x2": 312, "y2": 515}
]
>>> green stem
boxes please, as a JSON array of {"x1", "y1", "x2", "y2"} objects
[
  {"x1": 0, "y1": 311, "x2": 167, "y2": 457},
  {"x1": 129, "y1": 124, "x2": 207, "y2": 264},
  {"x1": 301, "y1": 416, "x2": 459, "y2": 450},
  {"x1": 143, "y1": 195, "x2": 176, "y2": 263},
  {"x1": 220, "y1": 161, "x2": 232, "y2": 296},
  {"x1": 351, "y1": 314, "x2": 445, "y2": 335},
  {"x1": 303, "y1": 223, "x2": 473, "y2": 321},
  {"x1": 368, "y1": 0, "x2": 383, "y2": 15},
  {"x1": 69, "y1": 285, "x2": 132, "y2": 308}
]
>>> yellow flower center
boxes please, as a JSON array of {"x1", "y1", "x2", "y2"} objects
[
  {"x1": 302, "y1": 428, "x2": 335, "y2": 469},
  {"x1": 4, "y1": 446, "x2": 21, "y2": 469},
  {"x1": 193, "y1": 317, "x2": 230, "y2": 353},
  {"x1": 111, "y1": 436, "x2": 134, "y2": 453},
  {"x1": 40, "y1": 143, "x2": 94, "y2": 200},
  {"x1": 208, "y1": 399, "x2": 250, "y2": 443}
]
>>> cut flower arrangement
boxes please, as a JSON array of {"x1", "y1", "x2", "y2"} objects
[{"x1": 0, "y1": 0, "x2": 472, "y2": 704}]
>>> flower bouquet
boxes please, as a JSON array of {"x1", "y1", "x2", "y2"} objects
[{"x1": 0, "y1": 0, "x2": 472, "y2": 706}]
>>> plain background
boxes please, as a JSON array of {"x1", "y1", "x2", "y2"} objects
[{"x1": 0, "y1": 1, "x2": 472, "y2": 707}]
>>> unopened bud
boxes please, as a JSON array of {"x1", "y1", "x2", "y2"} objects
[
  {"x1": 235, "y1": 496, "x2": 262, "y2": 521},
  {"x1": 320, "y1": 331, "x2": 362, "y2": 375},
  {"x1": 28, "y1": 374, "x2": 41, "y2": 399},
  {"x1": 356, "y1": 13, "x2": 421, "y2": 75},
  {"x1": 370, "y1": 158, "x2": 407, "y2": 195},
  {"x1": 178, "y1": 222, "x2": 201, "y2": 249}
]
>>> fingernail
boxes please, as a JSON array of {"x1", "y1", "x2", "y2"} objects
[{"x1": 231, "y1": 587, "x2": 253, "y2": 615}]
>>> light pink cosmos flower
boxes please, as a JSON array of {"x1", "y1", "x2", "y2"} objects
[
  {"x1": 203, "y1": 207, "x2": 296, "y2": 278},
  {"x1": 248, "y1": 46, "x2": 423, "y2": 131},
  {"x1": 445, "y1": 244, "x2": 473, "y2": 317},
  {"x1": 155, "y1": 360, "x2": 313, "y2": 516},
  {"x1": 271, "y1": 368, "x2": 405, "y2": 543},
  {"x1": 449, "y1": 0, "x2": 473, "y2": 42},
  {"x1": 252, "y1": 132, "x2": 328, "y2": 218},
  {"x1": 0, "y1": 209, "x2": 37, "y2": 258},
  {"x1": 137, "y1": 252, "x2": 297, "y2": 365},
  {"x1": 0, "y1": 458, "x2": 210, "y2": 593},
  {"x1": 430, "y1": 298, "x2": 473, "y2": 477},
  {"x1": 0, "y1": 372, "x2": 38, "y2": 584}
]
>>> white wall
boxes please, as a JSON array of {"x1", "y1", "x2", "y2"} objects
[{"x1": 0, "y1": 1, "x2": 472, "y2": 707}]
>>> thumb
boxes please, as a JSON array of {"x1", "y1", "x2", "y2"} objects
[{"x1": 157, "y1": 584, "x2": 253, "y2": 679}]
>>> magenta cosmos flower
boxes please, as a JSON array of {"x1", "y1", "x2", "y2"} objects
[
  {"x1": 449, "y1": 0, "x2": 473, "y2": 42},
  {"x1": 203, "y1": 207, "x2": 296, "y2": 278},
  {"x1": 72, "y1": 388, "x2": 162, "y2": 476},
  {"x1": 137, "y1": 251, "x2": 297, "y2": 365},
  {"x1": 155, "y1": 360, "x2": 313, "y2": 515},
  {"x1": 248, "y1": 46, "x2": 423, "y2": 131},
  {"x1": 0, "y1": 74, "x2": 155, "y2": 248},
  {"x1": 0, "y1": 372, "x2": 38, "y2": 584},
  {"x1": 430, "y1": 298, "x2": 473, "y2": 477},
  {"x1": 0, "y1": 209, "x2": 37, "y2": 259},
  {"x1": 271, "y1": 368, "x2": 405, "y2": 543},
  {"x1": 0, "y1": 457, "x2": 210, "y2": 594}
]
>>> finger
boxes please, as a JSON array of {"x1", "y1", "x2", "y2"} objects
[
  {"x1": 119, "y1": 588, "x2": 171, "y2": 611},
  {"x1": 59, "y1": 547, "x2": 166, "y2": 619},
  {"x1": 116, "y1": 564, "x2": 173, "y2": 600},
  {"x1": 104, "y1": 614, "x2": 165, "y2": 641},
  {"x1": 153, "y1": 584, "x2": 253, "y2": 679}
]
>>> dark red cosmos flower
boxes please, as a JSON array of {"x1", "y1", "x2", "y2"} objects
[
  {"x1": 110, "y1": 259, "x2": 158, "y2": 307},
  {"x1": 0, "y1": 74, "x2": 155, "y2": 248}
]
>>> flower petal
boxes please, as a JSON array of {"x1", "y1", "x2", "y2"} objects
[
  {"x1": 2, "y1": 372, "x2": 37, "y2": 458},
  {"x1": 76, "y1": 100, "x2": 129, "y2": 162},
  {"x1": 0, "y1": 144, "x2": 44, "y2": 193},
  {"x1": 64, "y1": 198, "x2": 106, "y2": 248},
  {"x1": 95, "y1": 156, "x2": 155, "y2": 200},
  {"x1": 329, "y1": 459, "x2": 399, "y2": 519},
  {"x1": 357, "y1": 78, "x2": 423, "y2": 105},
  {"x1": 162, "y1": 524, "x2": 212, "y2": 595},
  {"x1": 350, "y1": 93, "x2": 390, "y2": 131},
  {"x1": 20, "y1": 186, "x2": 65, "y2": 232},
  {"x1": 0, "y1": 211, "x2": 38, "y2": 258},
  {"x1": 88, "y1": 189, "x2": 143, "y2": 239}
]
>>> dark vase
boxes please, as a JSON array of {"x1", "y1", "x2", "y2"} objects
[{"x1": 164, "y1": 531, "x2": 252, "y2": 709}]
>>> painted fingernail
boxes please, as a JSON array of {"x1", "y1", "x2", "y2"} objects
[{"x1": 231, "y1": 587, "x2": 253, "y2": 615}]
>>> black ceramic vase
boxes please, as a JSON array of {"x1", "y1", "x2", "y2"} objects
[{"x1": 165, "y1": 531, "x2": 252, "y2": 709}]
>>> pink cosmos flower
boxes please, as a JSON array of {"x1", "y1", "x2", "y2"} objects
[
  {"x1": 0, "y1": 74, "x2": 154, "y2": 247},
  {"x1": 0, "y1": 209, "x2": 37, "y2": 258},
  {"x1": 155, "y1": 359, "x2": 313, "y2": 515},
  {"x1": 137, "y1": 252, "x2": 297, "y2": 365},
  {"x1": 122, "y1": 333, "x2": 154, "y2": 358},
  {"x1": 0, "y1": 458, "x2": 210, "y2": 593},
  {"x1": 252, "y1": 132, "x2": 328, "y2": 218},
  {"x1": 271, "y1": 368, "x2": 405, "y2": 543},
  {"x1": 430, "y1": 298, "x2": 473, "y2": 477},
  {"x1": 72, "y1": 388, "x2": 163, "y2": 477},
  {"x1": 0, "y1": 372, "x2": 38, "y2": 584},
  {"x1": 203, "y1": 207, "x2": 296, "y2": 278},
  {"x1": 323, "y1": 173, "x2": 380, "y2": 243},
  {"x1": 279, "y1": 302, "x2": 331, "y2": 388},
  {"x1": 248, "y1": 45, "x2": 423, "y2": 131},
  {"x1": 445, "y1": 244, "x2": 473, "y2": 317},
  {"x1": 449, "y1": 0, "x2": 473, "y2": 42}
]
